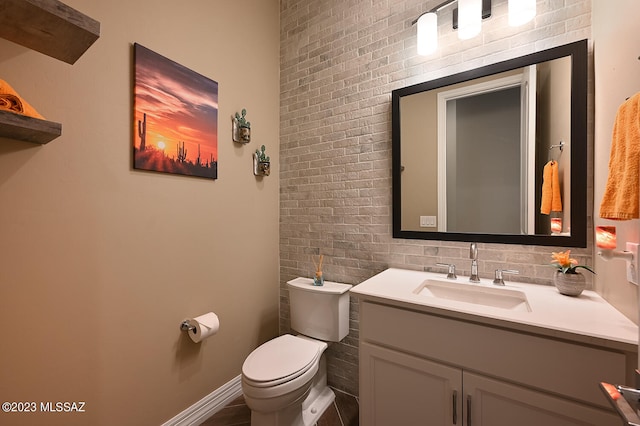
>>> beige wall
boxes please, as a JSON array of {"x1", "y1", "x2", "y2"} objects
[
  {"x1": 400, "y1": 90, "x2": 438, "y2": 231},
  {"x1": 0, "y1": 1, "x2": 280, "y2": 425},
  {"x1": 593, "y1": 0, "x2": 640, "y2": 323}
]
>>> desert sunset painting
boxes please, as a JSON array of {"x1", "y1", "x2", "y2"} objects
[{"x1": 133, "y1": 43, "x2": 218, "y2": 179}]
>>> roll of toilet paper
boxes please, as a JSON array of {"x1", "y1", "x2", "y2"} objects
[{"x1": 187, "y1": 312, "x2": 220, "y2": 343}]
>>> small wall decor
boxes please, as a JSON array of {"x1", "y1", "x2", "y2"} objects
[
  {"x1": 232, "y1": 108, "x2": 251, "y2": 143},
  {"x1": 133, "y1": 43, "x2": 218, "y2": 179},
  {"x1": 253, "y1": 144, "x2": 271, "y2": 176}
]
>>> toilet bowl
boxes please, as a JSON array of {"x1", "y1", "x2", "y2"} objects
[
  {"x1": 241, "y1": 278, "x2": 352, "y2": 426},
  {"x1": 241, "y1": 334, "x2": 332, "y2": 425}
]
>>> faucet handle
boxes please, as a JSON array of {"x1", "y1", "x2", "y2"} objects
[
  {"x1": 436, "y1": 263, "x2": 457, "y2": 280},
  {"x1": 493, "y1": 269, "x2": 519, "y2": 286}
]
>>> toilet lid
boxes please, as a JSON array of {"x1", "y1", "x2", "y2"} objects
[{"x1": 242, "y1": 334, "x2": 321, "y2": 385}]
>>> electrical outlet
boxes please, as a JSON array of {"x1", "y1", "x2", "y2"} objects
[{"x1": 626, "y1": 242, "x2": 639, "y2": 285}]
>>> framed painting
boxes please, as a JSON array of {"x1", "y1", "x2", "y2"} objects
[{"x1": 133, "y1": 43, "x2": 218, "y2": 179}]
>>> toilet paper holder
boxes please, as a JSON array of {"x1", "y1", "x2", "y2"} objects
[
  {"x1": 179, "y1": 312, "x2": 220, "y2": 343},
  {"x1": 180, "y1": 320, "x2": 196, "y2": 333}
]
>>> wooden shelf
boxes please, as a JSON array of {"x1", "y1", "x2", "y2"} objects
[
  {"x1": 0, "y1": 0, "x2": 99, "y2": 144},
  {"x1": 0, "y1": 110, "x2": 61, "y2": 144},
  {"x1": 0, "y1": 0, "x2": 100, "y2": 65}
]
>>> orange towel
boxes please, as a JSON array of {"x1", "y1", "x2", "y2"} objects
[
  {"x1": 0, "y1": 79, "x2": 45, "y2": 119},
  {"x1": 599, "y1": 93, "x2": 640, "y2": 220},
  {"x1": 541, "y1": 160, "x2": 562, "y2": 215}
]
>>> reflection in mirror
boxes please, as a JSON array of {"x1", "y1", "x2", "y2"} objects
[{"x1": 392, "y1": 40, "x2": 587, "y2": 247}]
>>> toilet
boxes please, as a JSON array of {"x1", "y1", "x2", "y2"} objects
[{"x1": 241, "y1": 277, "x2": 352, "y2": 426}]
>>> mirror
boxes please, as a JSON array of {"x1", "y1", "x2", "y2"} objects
[{"x1": 392, "y1": 40, "x2": 587, "y2": 247}]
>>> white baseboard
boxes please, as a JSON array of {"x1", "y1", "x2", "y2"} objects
[{"x1": 161, "y1": 374, "x2": 243, "y2": 426}]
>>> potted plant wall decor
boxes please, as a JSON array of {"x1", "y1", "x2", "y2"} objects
[
  {"x1": 253, "y1": 144, "x2": 270, "y2": 176},
  {"x1": 232, "y1": 108, "x2": 251, "y2": 143}
]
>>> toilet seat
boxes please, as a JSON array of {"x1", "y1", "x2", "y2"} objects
[{"x1": 242, "y1": 334, "x2": 323, "y2": 387}]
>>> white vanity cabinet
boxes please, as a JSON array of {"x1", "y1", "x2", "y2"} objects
[
  {"x1": 359, "y1": 301, "x2": 628, "y2": 425},
  {"x1": 361, "y1": 341, "x2": 462, "y2": 425}
]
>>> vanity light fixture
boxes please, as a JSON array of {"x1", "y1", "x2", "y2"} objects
[
  {"x1": 415, "y1": 0, "x2": 536, "y2": 56},
  {"x1": 415, "y1": 0, "x2": 491, "y2": 55}
]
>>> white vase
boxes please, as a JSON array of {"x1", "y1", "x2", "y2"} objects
[{"x1": 553, "y1": 271, "x2": 586, "y2": 297}]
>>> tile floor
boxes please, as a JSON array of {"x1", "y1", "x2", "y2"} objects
[{"x1": 200, "y1": 387, "x2": 359, "y2": 426}]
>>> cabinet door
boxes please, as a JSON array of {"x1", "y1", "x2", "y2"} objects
[
  {"x1": 464, "y1": 372, "x2": 620, "y2": 426},
  {"x1": 360, "y1": 342, "x2": 462, "y2": 426}
]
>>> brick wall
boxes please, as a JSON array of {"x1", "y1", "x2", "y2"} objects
[{"x1": 279, "y1": 0, "x2": 592, "y2": 396}]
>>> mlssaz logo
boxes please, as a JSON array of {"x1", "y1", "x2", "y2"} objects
[{"x1": 40, "y1": 402, "x2": 86, "y2": 412}]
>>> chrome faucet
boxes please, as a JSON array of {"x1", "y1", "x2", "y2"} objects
[
  {"x1": 436, "y1": 263, "x2": 457, "y2": 280},
  {"x1": 493, "y1": 269, "x2": 520, "y2": 286},
  {"x1": 469, "y1": 243, "x2": 480, "y2": 283}
]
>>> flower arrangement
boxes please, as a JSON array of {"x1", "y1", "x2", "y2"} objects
[{"x1": 551, "y1": 250, "x2": 595, "y2": 275}]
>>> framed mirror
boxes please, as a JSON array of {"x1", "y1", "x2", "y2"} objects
[{"x1": 392, "y1": 39, "x2": 587, "y2": 247}]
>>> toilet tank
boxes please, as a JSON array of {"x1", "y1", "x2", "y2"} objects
[{"x1": 287, "y1": 278, "x2": 352, "y2": 342}]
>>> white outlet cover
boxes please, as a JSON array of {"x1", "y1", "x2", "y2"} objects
[
  {"x1": 419, "y1": 216, "x2": 437, "y2": 227},
  {"x1": 626, "y1": 242, "x2": 639, "y2": 285}
]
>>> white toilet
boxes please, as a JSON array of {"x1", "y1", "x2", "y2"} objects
[{"x1": 241, "y1": 277, "x2": 352, "y2": 426}]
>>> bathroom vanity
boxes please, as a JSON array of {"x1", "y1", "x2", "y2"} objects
[{"x1": 350, "y1": 268, "x2": 638, "y2": 426}]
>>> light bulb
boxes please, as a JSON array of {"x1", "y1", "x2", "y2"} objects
[
  {"x1": 458, "y1": 0, "x2": 482, "y2": 40},
  {"x1": 508, "y1": 0, "x2": 536, "y2": 27},
  {"x1": 417, "y1": 12, "x2": 438, "y2": 56}
]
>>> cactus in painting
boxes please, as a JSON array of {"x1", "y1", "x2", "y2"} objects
[
  {"x1": 138, "y1": 113, "x2": 147, "y2": 151},
  {"x1": 177, "y1": 141, "x2": 187, "y2": 162},
  {"x1": 196, "y1": 144, "x2": 201, "y2": 167}
]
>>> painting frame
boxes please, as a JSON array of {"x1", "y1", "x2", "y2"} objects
[{"x1": 133, "y1": 43, "x2": 218, "y2": 179}]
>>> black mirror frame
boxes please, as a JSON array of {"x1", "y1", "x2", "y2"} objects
[{"x1": 392, "y1": 39, "x2": 588, "y2": 247}]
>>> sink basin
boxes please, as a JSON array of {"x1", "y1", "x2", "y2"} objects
[{"x1": 413, "y1": 279, "x2": 532, "y2": 312}]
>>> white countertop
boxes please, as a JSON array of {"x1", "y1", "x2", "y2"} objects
[{"x1": 350, "y1": 268, "x2": 639, "y2": 352}]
